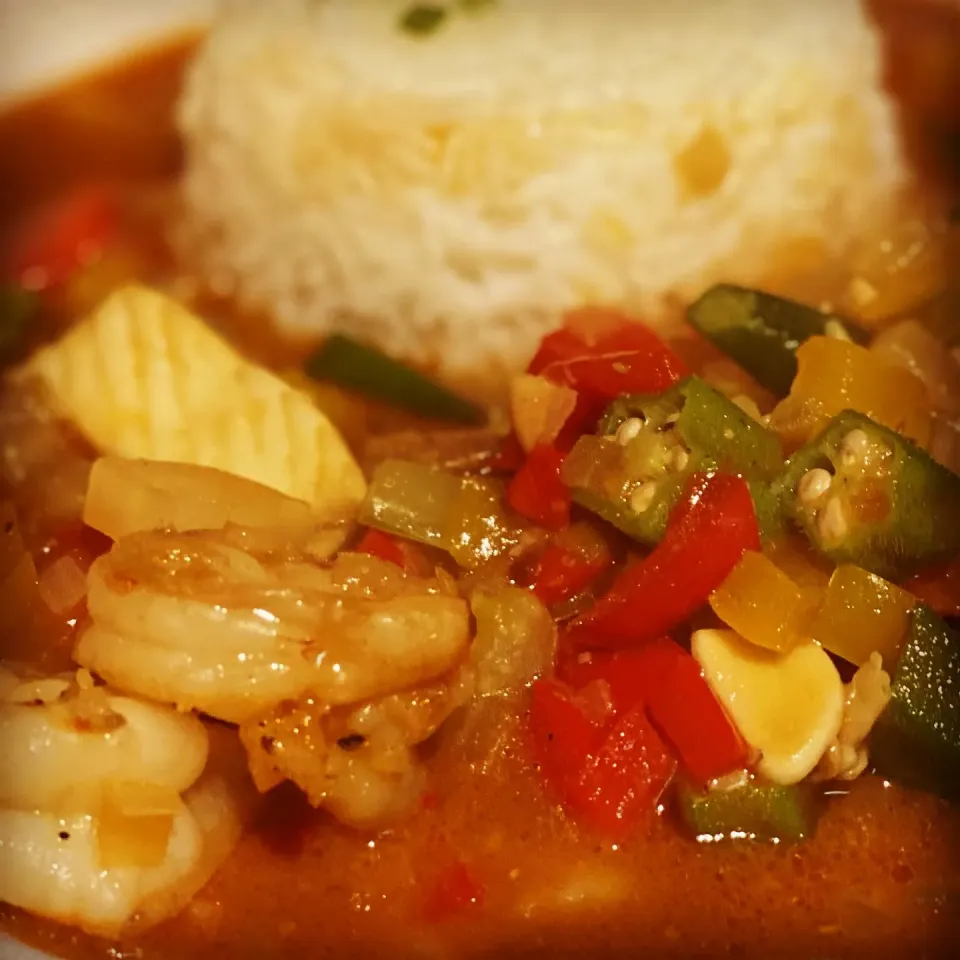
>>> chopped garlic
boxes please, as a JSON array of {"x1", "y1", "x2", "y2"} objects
[{"x1": 691, "y1": 629, "x2": 844, "y2": 785}]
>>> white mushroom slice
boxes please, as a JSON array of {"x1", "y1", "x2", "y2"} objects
[{"x1": 691, "y1": 628, "x2": 844, "y2": 785}]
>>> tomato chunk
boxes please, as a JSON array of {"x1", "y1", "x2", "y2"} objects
[
  {"x1": 529, "y1": 677, "x2": 676, "y2": 838},
  {"x1": 530, "y1": 525, "x2": 612, "y2": 608},
  {"x1": 6, "y1": 185, "x2": 119, "y2": 290},
  {"x1": 531, "y1": 309, "x2": 689, "y2": 403},
  {"x1": 558, "y1": 639, "x2": 749, "y2": 783},
  {"x1": 355, "y1": 528, "x2": 407, "y2": 568},
  {"x1": 507, "y1": 444, "x2": 571, "y2": 530}
]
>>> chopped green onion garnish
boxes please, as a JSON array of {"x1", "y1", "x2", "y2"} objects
[{"x1": 304, "y1": 333, "x2": 486, "y2": 425}]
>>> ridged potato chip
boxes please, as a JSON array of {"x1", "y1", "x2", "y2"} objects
[{"x1": 23, "y1": 286, "x2": 366, "y2": 514}]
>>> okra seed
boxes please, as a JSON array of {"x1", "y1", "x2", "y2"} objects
[
  {"x1": 630, "y1": 481, "x2": 658, "y2": 514},
  {"x1": 616, "y1": 417, "x2": 643, "y2": 445},
  {"x1": 798, "y1": 468, "x2": 832, "y2": 504},
  {"x1": 840, "y1": 429, "x2": 869, "y2": 466},
  {"x1": 818, "y1": 496, "x2": 848, "y2": 543},
  {"x1": 672, "y1": 448, "x2": 690, "y2": 471}
]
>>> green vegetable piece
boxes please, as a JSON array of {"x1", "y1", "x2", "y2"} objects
[
  {"x1": 0, "y1": 284, "x2": 40, "y2": 364},
  {"x1": 686, "y1": 284, "x2": 867, "y2": 396},
  {"x1": 304, "y1": 333, "x2": 485, "y2": 425},
  {"x1": 869, "y1": 605, "x2": 960, "y2": 802},
  {"x1": 400, "y1": 4, "x2": 448, "y2": 34},
  {"x1": 675, "y1": 776, "x2": 822, "y2": 844},
  {"x1": 360, "y1": 459, "x2": 521, "y2": 568},
  {"x1": 566, "y1": 376, "x2": 784, "y2": 545},
  {"x1": 773, "y1": 410, "x2": 960, "y2": 580}
]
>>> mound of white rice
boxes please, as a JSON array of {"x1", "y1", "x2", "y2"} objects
[{"x1": 178, "y1": 0, "x2": 911, "y2": 373}]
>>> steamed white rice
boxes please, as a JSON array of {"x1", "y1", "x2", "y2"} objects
[{"x1": 178, "y1": 0, "x2": 912, "y2": 373}]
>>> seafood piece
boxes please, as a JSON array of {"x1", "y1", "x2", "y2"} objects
[
  {"x1": 0, "y1": 665, "x2": 244, "y2": 938},
  {"x1": 76, "y1": 531, "x2": 472, "y2": 723},
  {"x1": 240, "y1": 669, "x2": 473, "y2": 828}
]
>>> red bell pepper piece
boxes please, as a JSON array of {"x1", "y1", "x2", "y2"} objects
[
  {"x1": 355, "y1": 528, "x2": 407, "y2": 568},
  {"x1": 527, "y1": 326, "x2": 587, "y2": 377},
  {"x1": 531, "y1": 308, "x2": 689, "y2": 403},
  {"x1": 6, "y1": 185, "x2": 119, "y2": 290},
  {"x1": 638, "y1": 638, "x2": 748, "y2": 782},
  {"x1": 529, "y1": 677, "x2": 676, "y2": 838},
  {"x1": 422, "y1": 859, "x2": 485, "y2": 923},
  {"x1": 557, "y1": 640, "x2": 749, "y2": 783},
  {"x1": 506, "y1": 444, "x2": 571, "y2": 530},
  {"x1": 568, "y1": 472, "x2": 760, "y2": 648},
  {"x1": 531, "y1": 531, "x2": 612, "y2": 608}
]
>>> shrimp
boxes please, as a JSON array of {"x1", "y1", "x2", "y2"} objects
[
  {"x1": 76, "y1": 528, "x2": 471, "y2": 724},
  {"x1": 0, "y1": 664, "x2": 243, "y2": 938},
  {"x1": 813, "y1": 651, "x2": 892, "y2": 782},
  {"x1": 240, "y1": 667, "x2": 474, "y2": 828}
]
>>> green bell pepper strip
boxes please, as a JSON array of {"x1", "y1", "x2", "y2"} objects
[
  {"x1": 686, "y1": 284, "x2": 868, "y2": 396},
  {"x1": 773, "y1": 409, "x2": 960, "y2": 580},
  {"x1": 869, "y1": 605, "x2": 960, "y2": 802},
  {"x1": 304, "y1": 333, "x2": 486, "y2": 425},
  {"x1": 359, "y1": 459, "x2": 523, "y2": 568},
  {"x1": 0, "y1": 283, "x2": 40, "y2": 364},
  {"x1": 563, "y1": 376, "x2": 784, "y2": 545},
  {"x1": 674, "y1": 775, "x2": 822, "y2": 844}
]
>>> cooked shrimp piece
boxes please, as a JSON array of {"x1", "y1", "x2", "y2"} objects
[
  {"x1": 814, "y1": 651, "x2": 892, "y2": 782},
  {"x1": 77, "y1": 530, "x2": 472, "y2": 723},
  {"x1": 241, "y1": 668, "x2": 473, "y2": 828},
  {"x1": 0, "y1": 672, "x2": 207, "y2": 812},
  {"x1": 0, "y1": 665, "x2": 244, "y2": 938}
]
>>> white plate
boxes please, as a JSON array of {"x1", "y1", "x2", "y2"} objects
[
  {"x1": 0, "y1": 0, "x2": 215, "y2": 104},
  {"x1": 0, "y1": 3, "x2": 215, "y2": 955}
]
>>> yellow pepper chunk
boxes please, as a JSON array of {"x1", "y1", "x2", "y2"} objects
[
  {"x1": 790, "y1": 336, "x2": 932, "y2": 446},
  {"x1": 839, "y1": 218, "x2": 948, "y2": 326},
  {"x1": 709, "y1": 551, "x2": 809, "y2": 653},
  {"x1": 763, "y1": 536, "x2": 834, "y2": 593},
  {"x1": 808, "y1": 564, "x2": 916, "y2": 668}
]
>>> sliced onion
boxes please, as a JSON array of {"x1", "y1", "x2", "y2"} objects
[
  {"x1": 510, "y1": 374, "x2": 577, "y2": 452},
  {"x1": 83, "y1": 457, "x2": 314, "y2": 540}
]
